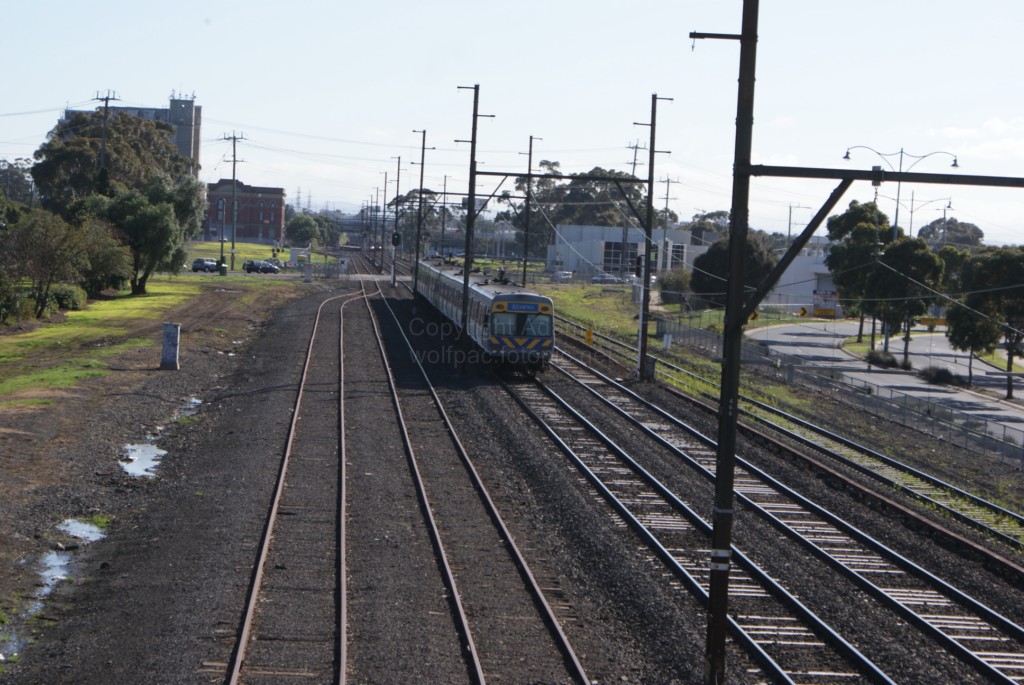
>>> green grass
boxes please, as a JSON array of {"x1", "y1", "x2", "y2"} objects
[
  {"x1": 534, "y1": 284, "x2": 641, "y2": 339},
  {"x1": 189, "y1": 240, "x2": 336, "y2": 265},
  {"x1": 977, "y1": 350, "x2": 1022, "y2": 373},
  {"x1": 84, "y1": 514, "x2": 111, "y2": 529},
  {"x1": 0, "y1": 280, "x2": 194, "y2": 399},
  {"x1": 1, "y1": 274, "x2": 309, "y2": 402}
]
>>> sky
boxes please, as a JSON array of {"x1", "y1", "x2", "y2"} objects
[{"x1": 4, "y1": 1, "x2": 1024, "y2": 246}]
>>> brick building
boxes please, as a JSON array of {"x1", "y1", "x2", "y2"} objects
[{"x1": 205, "y1": 179, "x2": 286, "y2": 245}]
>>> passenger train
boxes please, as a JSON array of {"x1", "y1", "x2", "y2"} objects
[{"x1": 415, "y1": 259, "x2": 554, "y2": 372}]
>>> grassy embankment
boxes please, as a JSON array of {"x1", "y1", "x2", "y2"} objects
[
  {"x1": 533, "y1": 282, "x2": 811, "y2": 414},
  {"x1": 0, "y1": 276, "x2": 300, "y2": 407}
]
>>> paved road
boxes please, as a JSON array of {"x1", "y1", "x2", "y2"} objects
[{"x1": 745, "y1": 320, "x2": 1024, "y2": 444}]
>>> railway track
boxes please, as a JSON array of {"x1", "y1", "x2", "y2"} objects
[
  {"x1": 224, "y1": 279, "x2": 586, "y2": 683},
  {"x1": 543, "y1": 348, "x2": 1024, "y2": 683},
  {"x1": 367, "y1": 285, "x2": 588, "y2": 684},
  {"x1": 499, "y1": 368, "x2": 889, "y2": 683},
  {"x1": 225, "y1": 289, "x2": 360, "y2": 684},
  {"x1": 556, "y1": 320, "x2": 1024, "y2": 553}
]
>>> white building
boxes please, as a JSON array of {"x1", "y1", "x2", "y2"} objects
[
  {"x1": 546, "y1": 224, "x2": 839, "y2": 315},
  {"x1": 546, "y1": 224, "x2": 709, "y2": 277}
]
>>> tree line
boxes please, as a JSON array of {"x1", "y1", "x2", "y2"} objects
[{"x1": 1, "y1": 111, "x2": 206, "y2": 323}]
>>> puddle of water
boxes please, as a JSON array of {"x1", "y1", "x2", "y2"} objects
[
  {"x1": 0, "y1": 519, "x2": 107, "y2": 664},
  {"x1": 57, "y1": 519, "x2": 105, "y2": 544},
  {"x1": 175, "y1": 397, "x2": 202, "y2": 420},
  {"x1": 120, "y1": 442, "x2": 167, "y2": 478}
]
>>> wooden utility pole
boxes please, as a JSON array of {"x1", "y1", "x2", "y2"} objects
[{"x1": 223, "y1": 132, "x2": 246, "y2": 271}]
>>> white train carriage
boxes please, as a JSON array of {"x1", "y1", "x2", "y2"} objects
[{"x1": 416, "y1": 260, "x2": 554, "y2": 371}]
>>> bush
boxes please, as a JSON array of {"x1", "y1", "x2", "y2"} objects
[
  {"x1": 659, "y1": 268, "x2": 691, "y2": 306},
  {"x1": 919, "y1": 365, "x2": 967, "y2": 386},
  {"x1": 867, "y1": 348, "x2": 898, "y2": 368},
  {"x1": 48, "y1": 284, "x2": 88, "y2": 312}
]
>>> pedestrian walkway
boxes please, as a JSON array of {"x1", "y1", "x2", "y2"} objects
[{"x1": 743, "y1": 320, "x2": 1024, "y2": 464}]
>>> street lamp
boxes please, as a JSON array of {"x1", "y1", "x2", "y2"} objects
[{"x1": 843, "y1": 146, "x2": 958, "y2": 240}]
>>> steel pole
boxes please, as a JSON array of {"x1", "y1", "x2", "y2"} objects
[{"x1": 706, "y1": 1, "x2": 759, "y2": 682}]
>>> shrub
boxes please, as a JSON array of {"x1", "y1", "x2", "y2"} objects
[
  {"x1": 919, "y1": 365, "x2": 967, "y2": 386},
  {"x1": 659, "y1": 268, "x2": 691, "y2": 306},
  {"x1": 48, "y1": 284, "x2": 88, "y2": 312},
  {"x1": 867, "y1": 348, "x2": 898, "y2": 368}
]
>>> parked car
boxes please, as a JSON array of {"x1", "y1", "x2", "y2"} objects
[
  {"x1": 243, "y1": 259, "x2": 280, "y2": 274},
  {"x1": 551, "y1": 271, "x2": 574, "y2": 283},
  {"x1": 192, "y1": 258, "x2": 218, "y2": 273},
  {"x1": 590, "y1": 273, "x2": 622, "y2": 284}
]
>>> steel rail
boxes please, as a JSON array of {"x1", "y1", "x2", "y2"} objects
[
  {"x1": 361, "y1": 282, "x2": 487, "y2": 684},
  {"x1": 501, "y1": 373, "x2": 893, "y2": 684},
  {"x1": 740, "y1": 395, "x2": 1024, "y2": 548},
  {"x1": 373, "y1": 292, "x2": 591, "y2": 683},
  {"x1": 550, "y1": 349, "x2": 1024, "y2": 683},
  {"x1": 554, "y1": 317, "x2": 1024, "y2": 552},
  {"x1": 227, "y1": 289, "x2": 362, "y2": 685}
]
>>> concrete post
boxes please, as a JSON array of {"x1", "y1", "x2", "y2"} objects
[{"x1": 160, "y1": 323, "x2": 180, "y2": 370}]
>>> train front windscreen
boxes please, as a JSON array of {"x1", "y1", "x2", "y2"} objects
[{"x1": 490, "y1": 307, "x2": 552, "y2": 337}]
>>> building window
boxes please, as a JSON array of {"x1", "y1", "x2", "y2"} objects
[{"x1": 216, "y1": 198, "x2": 225, "y2": 222}]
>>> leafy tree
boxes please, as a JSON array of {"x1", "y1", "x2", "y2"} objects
[
  {"x1": 286, "y1": 213, "x2": 320, "y2": 245},
  {"x1": 82, "y1": 172, "x2": 205, "y2": 295},
  {"x1": 824, "y1": 200, "x2": 893, "y2": 342},
  {"x1": 32, "y1": 111, "x2": 196, "y2": 214},
  {"x1": 917, "y1": 216, "x2": 984, "y2": 251},
  {"x1": 690, "y1": 235, "x2": 778, "y2": 309},
  {"x1": 494, "y1": 162, "x2": 651, "y2": 257},
  {"x1": 865, "y1": 238, "x2": 944, "y2": 365},
  {"x1": 1, "y1": 158, "x2": 34, "y2": 204},
  {"x1": 5, "y1": 209, "x2": 89, "y2": 317},
  {"x1": 78, "y1": 219, "x2": 132, "y2": 296},
  {"x1": 688, "y1": 210, "x2": 729, "y2": 246},
  {"x1": 955, "y1": 246, "x2": 1024, "y2": 398},
  {"x1": 945, "y1": 299, "x2": 1001, "y2": 385},
  {"x1": 936, "y1": 245, "x2": 969, "y2": 295},
  {"x1": 28, "y1": 109, "x2": 204, "y2": 296},
  {"x1": 658, "y1": 267, "x2": 691, "y2": 306}
]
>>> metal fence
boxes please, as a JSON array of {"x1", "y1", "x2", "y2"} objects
[{"x1": 655, "y1": 317, "x2": 1024, "y2": 468}]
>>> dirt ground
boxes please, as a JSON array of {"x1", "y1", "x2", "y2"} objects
[{"x1": 0, "y1": 277, "x2": 323, "y2": 659}]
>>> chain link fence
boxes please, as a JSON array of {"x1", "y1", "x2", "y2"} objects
[{"x1": 655, "y1": 317, "x2": 1024, "y2": 468}]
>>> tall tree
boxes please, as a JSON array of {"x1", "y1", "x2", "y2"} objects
[
  {"x1": 286, "y1": 213, "x2": 320, "y2": 245},
  {"x1": 944, "y1": 299, "x2": 1001, "y2": 385},
  {"x1": 688, "y1": 210, "x2": 730, "y2": 246},
  {"x1": 32, "y1": 111, "x2": 196, "y2": 214},
  {"x1": 866, "y1": 238, "x2": 944, "y2": 365},
  {"x1": 29, "y1": 109, "x2": 204, "y2": 295},
  {"x1": 917, "y1": 216, "x2": 984, "y2": 251},
  {"x1": 0, "y1": 158, "x2": 34, "y2": 205},
  {"x1": 82, "y1": 172, "x2": 205, "y2": 295},
  {"x1": 690, "y1": 236, "x2": 778, "y2": 309},
  {"x1": 824, "y1": 200, "x2": 893, "y2": 342},
  {"x1": 956, "y1": 246, "x2": 1024, "y2": 398}
]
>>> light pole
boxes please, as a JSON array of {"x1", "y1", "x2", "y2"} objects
[
  {"x1": 411, "y1": 130, "x2": 433, "y2": 294},
  {"x1": 391, "y1": 156, "x2": 401, "y2": 288},
  {"x1": 787, "y1": 203, "x2": 811, "y2": 242},
  {"x1": 519, "y1": 135, "x2": 541, "y2": 286},
  {"x1": 844, "y1": 146, "x2": 958, "y2": 241}
]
